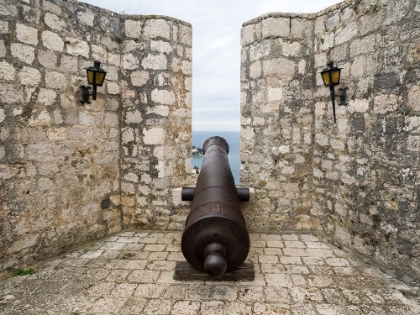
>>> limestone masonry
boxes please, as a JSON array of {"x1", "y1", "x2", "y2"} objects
[
  {"x1": 241, "y1": 0, "x2": 420, "y2": 285},
  {"x1": 0, "y1": 0, "x2": 419, "y2": 289},
  {"x1": 0, "y1": 0, "x2": 193, "y2": 272}
]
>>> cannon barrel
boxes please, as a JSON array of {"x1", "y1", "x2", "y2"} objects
[{"x1": 181, "y1": 136, "x2": 250, "y2": 277}]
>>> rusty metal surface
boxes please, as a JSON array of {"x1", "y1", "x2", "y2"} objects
[{"x1": 181, "y1": 136, "x2": 250, "y2": 277}]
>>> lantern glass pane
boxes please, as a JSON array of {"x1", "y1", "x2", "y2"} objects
[
  {"x1": 331, "y1": 69, "x2": 341, "y2": 84},
  {"x1": 322, "y1": 72, "x2": 330, "y2": 86},
  {"x1": 96, "y1": 72, "x2": 106, "y2": 86},
  {"x1": 86, "y1": 69, "x2": 94, "y2": 85}
]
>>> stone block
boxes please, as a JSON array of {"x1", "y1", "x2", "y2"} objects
[
  {"x1": 104, "y1": 112, "x2": 119, "y2": 127},
  {"x1": 262, "y1": 17, "x2": 290, "y2": 38},
  {"x1": 125, "y1": 20, "x2": 142, "y2": 38},
  {"x1": 142, "y1": 54, "x2": 167, "y2": 70},
  {"x1": 348, "y1": 99, "x2": 369, "y2": 113},
  {"x1": 92, "y1": 45, "x2": 107, "y2": 61},
  {"x1": 28, "y1": 110, "x2": 51, "y2": 126},
  {"x1": 65, "y1": 37, "x2": 89, "y2": 58},
  {"x1": 38, "y1": 49, "x2": 57, "y2": 69},
  {"x1": 16, "y1": 23, "x2": 38, "y2": 45},
  {"x1": 0, "y1": 83, "x2": 24, "y2": 104},
  {"x1": 42, "y1": 31, "x2": 64, "y2": 52},
  {"x1": 108, "y1": 53, "x2": 121, "y2": 66},
  {"x1": 0, "y1": 40, "x2": 5, "y2": 58},
  {"x1": 350, "y1": 56, "x2": 365, "y2": 78},
  {"x1": 11, "y1": 43, "x2": 35, "y2": 63},
  {"x1": 291, "y1": 18, "x2": 311, "y2": 39},
  {"x1": 241, "y1": 24, "x2": 255, "y2": 46},
  {"x1": 44, "y1": 13, "x2": 66, "y2": 31},
  {"x1": 151, "y1": 89, "x2": 175, "y2": 105},
  {"x1": 407, "y1": 135, "x2": 420, "y2": 152},
  {"x1": 0, "y1": 108, "x2": 5, "y2": 123},
  {"x1": 151, "y1": 40, "x2": 173, "y2": 54},
  {"x1": 249, "y1": 61, "x2": 261, "y2": 78},
  {"x1": 407, "y1": 85, "x2": 420, "y2": 111},
  {"x1": 131, "y1": 71, "x2": 150, "y2": 86},
  {"x1": 125, "y1": 110, "x2": 143, "y2": 124},
  {"x1": 249, "y1": 40, "x2": 270, "y2": 62},
  {"x1": 0, "y1": 61, "x2": 15, "y2": 81},
  {"x1": 178, "y1": 24, "x2": 192, "y2": 46},
  {"x1": 263, "y1": 58, "x2": 295, "y2": 78},
  {"x1": 77, "y1": 9, "x2": 94, "y2": 26},
  {"x1": 350, "y1": 34, "x2": 376, "y2": 57},
  {"x1": 107, "y1": 82, "x2": 120, "y2": 94},
  {"x1": 267, "y1": 87, "x2": 283, "y2": 102},
  {"x1": 373, "y1": 93, "x2": 400, "y2": 114},
  {"x1": 45, "y1": 72, "x2": 67, "y2": 90},
  {"x1": 0, "y1": 20, "x2": 8, "y2": 33},
  {"x1": 317, "y1": 32, "x2": 334, "y2": 52},
  {"x1": 19, "y1": 67, "x2": 41, "y2": 87},
  {"x1": 181, "y1": 60, "x2": 192, "y2": 75},
  {"x1": 143, "y1": 128, "x2": 165, "y2": 145},
  {"x1": 335, "y1": 22, "x2": 358, "y2": 45},
  {"x1": 43, "y1": 1, "x2": 61, "y2": 15},
  {"x1": 122, "y1": 54, "x2": 140, "y2": 70},
  {"x1": 143, "y1": 19, "x2": 170, "y2": 40},
  {"x1": 37, "y1": 88, "x2": 57, "y2": 106}
]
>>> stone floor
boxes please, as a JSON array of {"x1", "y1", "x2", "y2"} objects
[{"x1": 0, "y1": 231, "x2": 419, "y2": 315}]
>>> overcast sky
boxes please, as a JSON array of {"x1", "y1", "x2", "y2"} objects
[{"x1": 82, "y1": 0, "x2": 342, "y2": 131}]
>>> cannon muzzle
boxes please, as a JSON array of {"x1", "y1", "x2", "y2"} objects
[{"x1": 181, "y1": 136, "x2": 250, "y2": 277}]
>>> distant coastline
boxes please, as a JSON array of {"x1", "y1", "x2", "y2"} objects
[
  {"x1": 191, "y1": 146, "x2": 204, "y2": 157},
  {"x1": 191, "y1": 131, "x2": 240, "y2": 184}
]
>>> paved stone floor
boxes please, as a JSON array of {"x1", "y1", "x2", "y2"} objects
[{"x1": 1, "y1": 231, "x2": 419, "y2": 314}]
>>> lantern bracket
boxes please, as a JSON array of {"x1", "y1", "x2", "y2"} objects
[{"x1": 80, "y1": 86, "x2": 91, "y2": 104}]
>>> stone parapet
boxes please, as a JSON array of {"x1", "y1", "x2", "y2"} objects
[
  {"x1": 0, "y1": 0, "x2": 193, "y2": 272},
  {"x1": 241, "y1": 0, "x2": 420, "y2": 285}
]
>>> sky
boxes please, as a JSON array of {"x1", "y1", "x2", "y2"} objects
[{"x1": 82, "y1": 0, "x2": 342, "y2": 131}]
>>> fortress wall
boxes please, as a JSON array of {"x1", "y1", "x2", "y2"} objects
[
  {"x1": 313, "y1": 0, "x2": 420, "y2": 284},
  {"x1": 0, "y1": 0, "x2": 192, "y2": 272},
  {"x1": 119, "y1": 16, "x2": 193, "y2": 230},
  {"x1": 241, "y1": 0, "x2": 420, "y2": 284},
  {"x1": 240, "y1": 13, "x2": 318, "y2": 231}
]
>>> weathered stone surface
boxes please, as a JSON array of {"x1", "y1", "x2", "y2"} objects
[
  {"x1": 142, "y1": 54, "x2": 167, "y2": 70},
  {"x1": 11, "y1": 43, "x2": 35, "y2": 63},
  {"x1": 1, "y1": 0, "x2": 192, "y2": 275},
  {"x1": 131, "y1": 71, "x2": 149, "y2": 86},
  {"x1": 16, "y1": 23, "x2": 38, "y2": 45},
  {"x1": 125, "y1": 19, "x2": 142, "y2": 38},
  {"x1": 41, "y1": 30, "x2": 64, "y2": 52},
  {"x1": 65, "y1": 37, "x2": 89, "y2": 57},
  {"x1": 144, "y1": 19, "x2": 170, "y2": 39},
  {"x1": 0, "y1": 61, "x2": 15, "y2": 80},
  {"x1": 241, "y1": 1, "x2": 420, "y2": 286}
]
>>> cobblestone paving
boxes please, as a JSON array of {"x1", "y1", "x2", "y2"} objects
[{"x1": 1, "y1": 231, "x2": 419, "y2": 314}]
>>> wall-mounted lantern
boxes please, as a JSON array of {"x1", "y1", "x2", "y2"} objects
[
  {"x1": 80, "y1": 60, "x2": 107, "y2": 104},
  {"x1": 320, "y1": 61, "x2": 347, "y2": 123}
]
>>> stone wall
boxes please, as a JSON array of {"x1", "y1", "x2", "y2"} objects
[
  {"x1": 240, "y1": 14, "x2": 318, "y2": 232},
  {"x1": 119, "y1": 16, "x2": 193, "y2": 230},
  {"x1": 313, "y1": 0, "x2": 420, "y2": 284},
  {"x1": 0, "y1": 0, "x2": 192, "y2": 271},
  {"x1": 241, "y1": 0, "x2": 420, "y2": 284}
]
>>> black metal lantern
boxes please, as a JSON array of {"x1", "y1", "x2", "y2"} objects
[
  {"x1": 320, "y1": 61, "x2": 347, "y2": 123},
  {"x1": 80, "y1": 60, "x2": 107, "y2": 104}
]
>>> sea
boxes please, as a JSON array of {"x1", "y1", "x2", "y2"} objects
[{"x1": 191, "y1": 131, "x2": 241, "y2": 184}]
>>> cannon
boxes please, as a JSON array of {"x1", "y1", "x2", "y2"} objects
[{"x1": 181, "y1": 136, "x2": 250, "y2": 277}]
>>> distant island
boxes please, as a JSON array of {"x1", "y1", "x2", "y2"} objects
[{"x1": 192, "y1": 146, "x2": 204, "y2": 157}]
